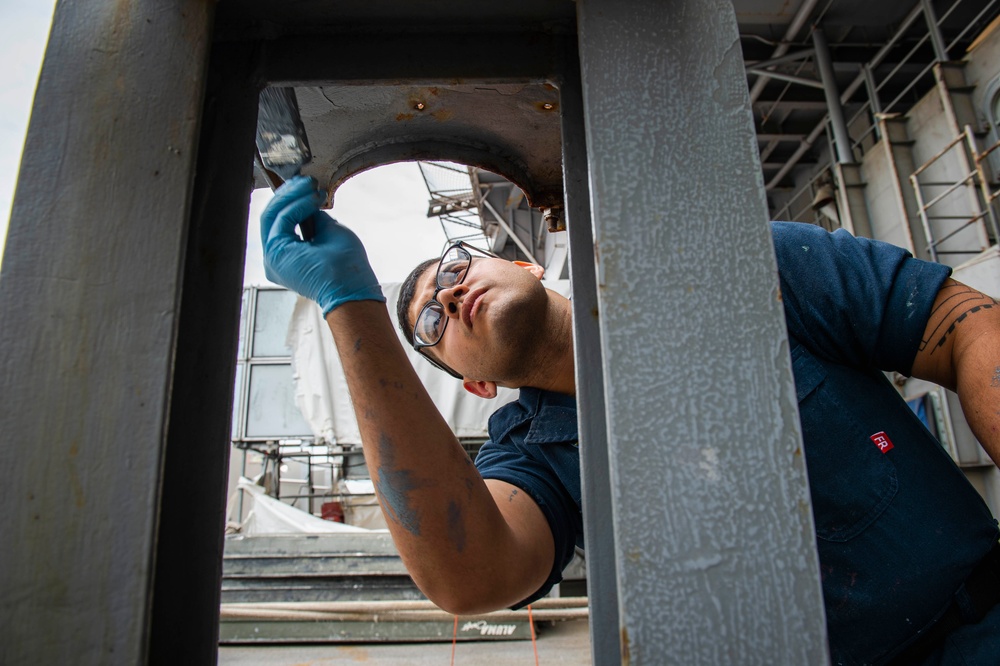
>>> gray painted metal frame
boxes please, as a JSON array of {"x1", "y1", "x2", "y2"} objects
[
  {"x1": 559, "y1": 42, "x2": 622, "y2": 664},
  {"x1": 2, "y1": 2, "x2": 831, "y2": 663},
  {"x1": 0, "y1": 2, "x2": 217, "y2": 664},
  {"x1": 576, "y1": 0, "x2": 828, "y2": 662},
  {"x1": 149, "y1": 38, "x2": 264, "y2": 665}
]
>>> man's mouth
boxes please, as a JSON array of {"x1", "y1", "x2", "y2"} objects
[{"x1": 462, "y1": 288, "x2": 486, "y2": 328}]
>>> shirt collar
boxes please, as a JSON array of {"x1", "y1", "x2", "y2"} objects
[{"x1": 488, "y1": 386, "x2": 578, "y2": 445}]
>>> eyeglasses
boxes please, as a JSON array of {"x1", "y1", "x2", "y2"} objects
[{"x1": 412, "y1": 241, "x2": 498, "y2": 379}]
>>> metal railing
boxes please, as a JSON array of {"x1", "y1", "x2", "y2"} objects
[
  {"x1": 847, "y1": 0, "x2": 998, "y2": 157},
  {"x1": 910, "y1": 125, "x2": 1000, "y2": 262}
]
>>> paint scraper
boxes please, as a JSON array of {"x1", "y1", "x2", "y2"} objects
[{"x1": 255, "y1": 86, "x2": 316, "y2": 239}]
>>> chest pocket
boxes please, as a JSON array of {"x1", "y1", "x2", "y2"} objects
[{"x1": 792, "y1": 344, "x2": 899, "y2": 543}]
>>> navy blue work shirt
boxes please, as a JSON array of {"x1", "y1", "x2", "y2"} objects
[{"x1": 475, "y1": 222, "x2": 1000, "y2": 665}]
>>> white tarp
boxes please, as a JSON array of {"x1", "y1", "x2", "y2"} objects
[
  {"x1": 285, "y1": 281, "x2": 523, "y2": 445},
  {"x1": 233, "y1": 477, "x2": 376, "y2": 535}
]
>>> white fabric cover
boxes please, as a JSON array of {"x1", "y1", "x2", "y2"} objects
[
  {"x1": 285, "y1": 281, "x2": 523, "y2": 445},
  {"x1": 234, "y1": 477, "x2": 375, "y2": 535}
]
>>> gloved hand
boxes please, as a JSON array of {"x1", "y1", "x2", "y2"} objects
[{"x1": 261, "y1": 176, "x2": 384, "y2": 314}]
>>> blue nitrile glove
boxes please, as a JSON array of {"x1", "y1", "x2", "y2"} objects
[{"x1": 261, "y1": 176, "x2": 384, "y2": 314}]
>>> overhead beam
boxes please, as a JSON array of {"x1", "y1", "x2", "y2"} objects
[
  {"x1": 756, "y1": 133, "x2": 808, "y2": 141},
  {"x1": 256, "y1": 32, "x2": 567, "y2": 86},
  {"x1": 754, "y1": 101, "x2": 832, "y2": 112}
]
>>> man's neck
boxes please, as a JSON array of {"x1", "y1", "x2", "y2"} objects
[{"x1": 521, "y1": 290, "x2": 576, "y2": 396}]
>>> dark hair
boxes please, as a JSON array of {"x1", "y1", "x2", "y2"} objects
[{"x1": 396, "y1": 257, "x2": 439, "y2": 346}]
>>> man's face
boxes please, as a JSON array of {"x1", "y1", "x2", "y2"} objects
[{"x1": 408, "y1": 255, "x2": 547, "y2": 385}]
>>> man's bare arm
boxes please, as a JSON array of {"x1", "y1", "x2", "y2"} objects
[
  {"x1": 327, "y1": 301, "x2": 554, "y2": 614},
  {"x1": 911, "y1": 278, "x2": 1000, "y2": 464},
  {"x1": 259, "y1": 177, "x2": 553, "y2": 614}
]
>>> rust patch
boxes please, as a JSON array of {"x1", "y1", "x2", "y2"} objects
[
  {"x1": 431, "y1": 110, "x2": 453, "y2": 122},
  {"x1": 396, "y1": 113, "x2": 414, "y2": 122},
  {"x1": 621, "y1": 626, "x2": 631, "y2": 665}
]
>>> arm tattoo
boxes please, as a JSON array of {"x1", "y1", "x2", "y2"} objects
[{"x1": 921, "y1": 283, "x2": 998, "y2": 355}]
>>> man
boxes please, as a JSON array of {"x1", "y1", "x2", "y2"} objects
[{"x1": 262, "y1": 175, "x2": 1000, "y2": 664}]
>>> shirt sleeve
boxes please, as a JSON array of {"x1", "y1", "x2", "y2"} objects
[
  {"x1": 772, "y1": 222, "x2": 951, "y2": 375},
  {"x1": 475, "y1": 436, "x2": 581, "y2": 607}
]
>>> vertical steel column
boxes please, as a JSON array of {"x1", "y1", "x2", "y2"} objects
[
  {"x1": 0, "y1": 2, "x2": 214, "y2": 664},
  {"x1": 921, "y1": 0, "x2": 950, "y2": 62},
  {"x1": 863, "y1": 65, "x2": 883, "y2": 117},
  {"x1": 863, "y1": 64, "x2": 883, "y2": 141},
  {"x1": 813, "y1": 27, "x2": 854, "y2": 164},
  {"x1": 558, "y1": 43, "x2": 621, "y2": 664},
  {"x1": 148, "y1": 39, "x2": 261, "y2": 665},
  {"x1": 576, "y1": 0, "x2": 828, "y2": 663}
]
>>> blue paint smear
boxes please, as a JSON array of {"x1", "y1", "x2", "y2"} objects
[
  {"x1": 375, "y1": 467, "x2": 426, "y2": 536},
  {"x1": 373, "y1": 433, "x2": 431, "y2": 536}
]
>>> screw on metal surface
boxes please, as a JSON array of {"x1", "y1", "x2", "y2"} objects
[
  {"x1": 543, "y1": 206, "x2": 565, "y2": 232},
  {"x1": 415, "y1": 102, "x2": 426, "y2": 110}
]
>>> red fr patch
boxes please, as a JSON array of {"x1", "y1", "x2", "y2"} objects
[{"x1": 870, "y1": 431, "x2": 894, "y2": 454}]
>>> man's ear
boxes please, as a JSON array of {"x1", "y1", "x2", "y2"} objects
[
  {"x1": 513, "y1": 260, "x2": 545, "y2": 281},
  {"x1": 462, "y1": 379, "x2": 498, "y2": 399}
]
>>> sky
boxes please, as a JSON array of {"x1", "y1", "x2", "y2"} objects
[
  {"x1": 0, "y1": 1, "x2": 56, "y2": 258},
  {"x1": 0, "y1": 1, "x2": 447, "y2": 283}
]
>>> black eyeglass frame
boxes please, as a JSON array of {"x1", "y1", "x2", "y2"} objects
[{"x1": 411, "y1": 241, "x2": 499, "y2": 380}]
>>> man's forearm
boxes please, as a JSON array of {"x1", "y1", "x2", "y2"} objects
[
  {"x1": 324, "y1": 301, "x2": 550, "y2": 612},
  {"x1": 912, "y1": 279, "x2": 1000, "y2": 465}
]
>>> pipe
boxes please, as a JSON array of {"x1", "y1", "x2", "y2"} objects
[
  {"x1": 747, "y1": 0, "x2": 822, "y2": 104},
  {"x1": 812, "y1": 27, "x2": 853, "y2": 164},
  {"x1": 764, "y1": 2, "x2": 926, "y2": 189}
]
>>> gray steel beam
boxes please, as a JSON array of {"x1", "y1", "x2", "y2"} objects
[
  {"x1": 559, "y1": 42, "x2": 621, "y2": 665},
  {"x1": 0, "y1": 2, "x2": 215, "y2": 664},
  {"x1": 812, "y1": 27, "x2": 854, "y2": 165},
  {"x1": 148, "y1": 40, "x2": 262, "y2": 665},
  {"x1": 576, "y1": 0, "x2": 828, "y2": 663}
]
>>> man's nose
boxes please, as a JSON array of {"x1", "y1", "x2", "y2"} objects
[{"x1": 437, "y1": 284, "x2": 466, "y2": 319}]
